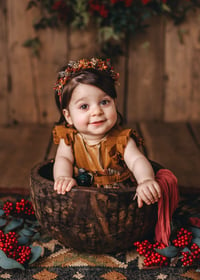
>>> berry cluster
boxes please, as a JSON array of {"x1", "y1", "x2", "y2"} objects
[
  {"x1": 172, "y1": 228, "x2": 200, "y2": 267},
  {"x1": 3, "y1": 199, "x2": 35, "y2": 218},
  {"x1": 0, "y1": 230, "x2": 31, "y2": 264},
  {"x1": 134, "y1": 240, "x2": 169, "y2": 267},
  {"x1": 172, "y1": 228, "x2": 192, "y2": 248},
  {"x1": 181, "y1": 244, "x2": 200, "y2": 267},
  {"x1": 134, "y1": 227, "x2": 200, "y2": 268},
  {"x1": 16, "y1": 199, "x2": 35, "y2": 217},
  {"x1": 3, "y1": 201, "x2": 13, "y2": 216}
]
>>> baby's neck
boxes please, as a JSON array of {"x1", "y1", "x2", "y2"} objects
[{"x1": 79, "y1": 133, "x2": 107, "y2": 146}]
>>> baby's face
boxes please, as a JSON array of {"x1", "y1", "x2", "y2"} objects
[{"x1": 63, "y1": 84, "x2": 117, "y2": 144}]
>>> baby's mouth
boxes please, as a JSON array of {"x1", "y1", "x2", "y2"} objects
[{"x1": 90, "y1": 120, "x2": 105, "y2": 125}]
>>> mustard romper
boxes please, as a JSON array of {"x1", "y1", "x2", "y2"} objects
[{"x1": 53, "y1": 125, "x2": 143, "y2": 189}]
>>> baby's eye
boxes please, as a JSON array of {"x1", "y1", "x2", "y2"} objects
[
  {"x1": 80, "y1": 104, "x2": 88, "y2": 110},
  {"x1": 100, "y1": 99, "x2": 110, "y2": 105}
]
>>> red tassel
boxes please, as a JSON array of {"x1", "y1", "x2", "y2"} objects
[{"x1": 155, "y1": 169, "x2": 179, "y2": 245}]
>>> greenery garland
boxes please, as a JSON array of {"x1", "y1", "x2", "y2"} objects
[{"x1": 24, "y1": 0, "x2": 200, "y2": 58}]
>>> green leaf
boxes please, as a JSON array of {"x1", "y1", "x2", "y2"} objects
[
  {"x1": 142, "y1": 11, "x2": 152, "y2": 20},
  {"x1": 155, "y1": 245, "x2": 179, "y2": 258},
  {"x1": 98, "y1": 27, "x2": 120, "y2": 42},
  {"x1": 26, "y1": 1, "x2": 37, "y2": 10},
  {"x1": 22, "y1": 37, "x2": 41, "y2": 57},
  {"x1": 32, "y1": 232, "x2": 41, "y2": 241},
  {"x1": 25, "y1": 219, "x2": 39, "y2": 226},
  {"x1": 71, "y1": 0, "x2": 89, "y2": 28},
  {"x1": 29, "y1": 246, "x2": 42, "y2": 264},
  {"x1": 141, "y1": 41, "x2": 150, "y2": 50},
  {"x1": 18, "y1": 235, "x2": 30, "y2": 245},
  {"x1": 0, "y1": 210, "x2": 4, "y2": 216},
  {"x1": 190, "y1": 226, "x2": 200, "y2": 238},
  {"x1": 23, "y1": 38, "x2": 36, "y2": 47},
  {"x1": 162, "y1": 4, "x2": 171, "y2": 13},
  {"x1": 0, "y1": 250, "x2": 25, "y2": 270},
  {"x1": 4, "y1": 218, "x2": 23, "y2": 233},
  {"x1": 18, "y1": 227, "x2": 37, "y2": 244},
  {"x1": 192, "y1": 237, "x2": 200, "y2": 247},
  {"x1": 0, "y1": 218, "x2": 6, "y2": 227},
  {"x1": 23, "y1": 37, "x2": 41, "y2": 48},
  {"x1": 182, "y1": 247, "x2": 191, "y2": 254},
  {"x1": 19, "y1": 228, "x2": 35, "y2": 237}
]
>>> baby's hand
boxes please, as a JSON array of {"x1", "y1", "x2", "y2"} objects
[
  {"x1": 54, "y1": 176, "x2": 77, "y2": 194},
  {"x1": 135, "y1": 179, "x2": 161, "y2": 208}
]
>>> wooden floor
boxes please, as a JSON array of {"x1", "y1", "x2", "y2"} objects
[{"x1": 0, "y1": 122, "x2": 200, "y2": 195}]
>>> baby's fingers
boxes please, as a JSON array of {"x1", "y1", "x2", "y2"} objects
[
  {"x1": 54, "y1": 178, "x2": 68, "y2": 194},
  {"x1": 65, "y1": 179, "x2": 77, "y2": 192},
  {"x1": 137, "y1": 195, "x2": 143, "y2": 208},
  {"x1": 151, "y1": 182, "x2": 161, "y2": 201},
  {"x1": 140, "y1": 189, "x2": 154, "y2": 205},
  {"x1": 137, "y1": 185, "x2": 154, "y2": 204},
  {"x1": 144, "y1": 184, "x2": 161, "y2": 204}
]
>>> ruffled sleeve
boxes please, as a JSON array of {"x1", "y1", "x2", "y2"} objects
[
  {"x1": 52, "y1": 125, "x2": 76, "y2": 145},
  {"x1": 111, "y1": 127, "x2": 143, "y2": 150},
  {"x1": 105, "y1": 127, "x2": 142, "y2": 169},
  {"x1": 130, "y1": 129, "x2": 144, "y2": 147}
]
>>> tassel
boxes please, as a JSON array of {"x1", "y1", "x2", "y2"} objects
[{"x1": 155, "y1": 169, "x2": 179, "y2": 245}]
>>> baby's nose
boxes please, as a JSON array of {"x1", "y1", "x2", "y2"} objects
[{"x1": 92, "y1": 105, "x2": 103, "y2": 115}]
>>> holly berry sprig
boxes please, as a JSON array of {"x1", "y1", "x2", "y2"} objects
[
  {"x1": 172, "y1": 228, "x2": 200, "y2": 267},
  {"x1": 0, "y1": 198, "x2": 42, "y2": 270},
  {"x1": 134, "y1": 227, "x2": 200, "y2": 268},
  {"x1": 134, "y1": 240, "x2": 169, "y2": 267},
  {"x1": 3, "y1": 199, "x2": 35, "y2": 219},
  {"x1": 0, "y1": 230, "x2": 31, "y2": 265},
  {"x1": 181, "y1": 244, "x2": 200, "y2": 267},
  {"x1": 172, "y1": 228, "x2": 192, "y2": 248}
]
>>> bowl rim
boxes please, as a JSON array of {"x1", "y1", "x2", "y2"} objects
[{"x1": 30, "y1": 159, "x2": 137, "y2": 195}]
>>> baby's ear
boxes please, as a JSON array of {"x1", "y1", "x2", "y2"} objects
[{"x1": 63, "y1": 109, "x2": 73, "y2": 125}]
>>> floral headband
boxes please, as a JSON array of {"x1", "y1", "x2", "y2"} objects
[{"x1": 54, "y1": 58, "x2": 119, "y2": 103}]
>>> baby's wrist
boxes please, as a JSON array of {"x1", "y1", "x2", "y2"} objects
[
  {"x1": 137, "y1": 178, "x2": 154, "y2": 185},
  {"x1": 55, "y1": 176, "x2": 72, "y2": 181}
]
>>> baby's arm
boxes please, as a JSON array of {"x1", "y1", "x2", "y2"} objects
[
  {"x1": 124, "y1": 138, "x2": 161, "y2": 208},
  {"x1": 53, "y1": 139, "x2": 77, "y2": 194}
]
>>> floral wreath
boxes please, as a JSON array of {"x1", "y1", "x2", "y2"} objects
[{"x1": 54, "y1": 58, "x2": 119, "y2": 103}]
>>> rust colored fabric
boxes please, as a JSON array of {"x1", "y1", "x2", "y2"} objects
[{"x1": 53, "y1": 125, "x2": 137, "y2": 186}]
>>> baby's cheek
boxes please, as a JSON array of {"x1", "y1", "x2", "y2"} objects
[
  {"x1": 75, "y1": 116, "x2": 87, "y2": 127},
  {"x1": 71, "y1": 113, "x2": 86, "y2": 125},
  {"x1": 114, "y1": 111, "x2": 118, "y2": 121},
  {"x1": 109, "y1": 110, "x2": 118, "y2": 124}
]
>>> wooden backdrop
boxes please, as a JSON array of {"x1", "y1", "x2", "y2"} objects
[{"x1": 1, "y1": 0, "x2": 200, "y2": 125}]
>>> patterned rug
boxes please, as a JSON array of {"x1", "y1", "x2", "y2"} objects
[{"x1": 0, "y1": 193, "x2": 199, "y2": 280}]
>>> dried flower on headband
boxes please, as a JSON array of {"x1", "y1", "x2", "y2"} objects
[{"x1": 54, "y1": 58, "x2": 119, "y2": 103}]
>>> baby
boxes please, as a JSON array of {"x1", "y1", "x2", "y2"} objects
[
  {"x1": 53, "y1": 58, "x2": 161, "y2": 208},
  {"x1": 52, "y1": 58, "x2": 178, "y2": 244}
]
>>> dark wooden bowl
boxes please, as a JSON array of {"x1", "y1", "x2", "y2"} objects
[{"x1": 30, "y1": 160, "x2": 161, "y2": 253}]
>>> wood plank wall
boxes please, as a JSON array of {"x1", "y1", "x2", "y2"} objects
[{"x1": 0, "y1": 0, "x2": 200, "y2": 125}]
